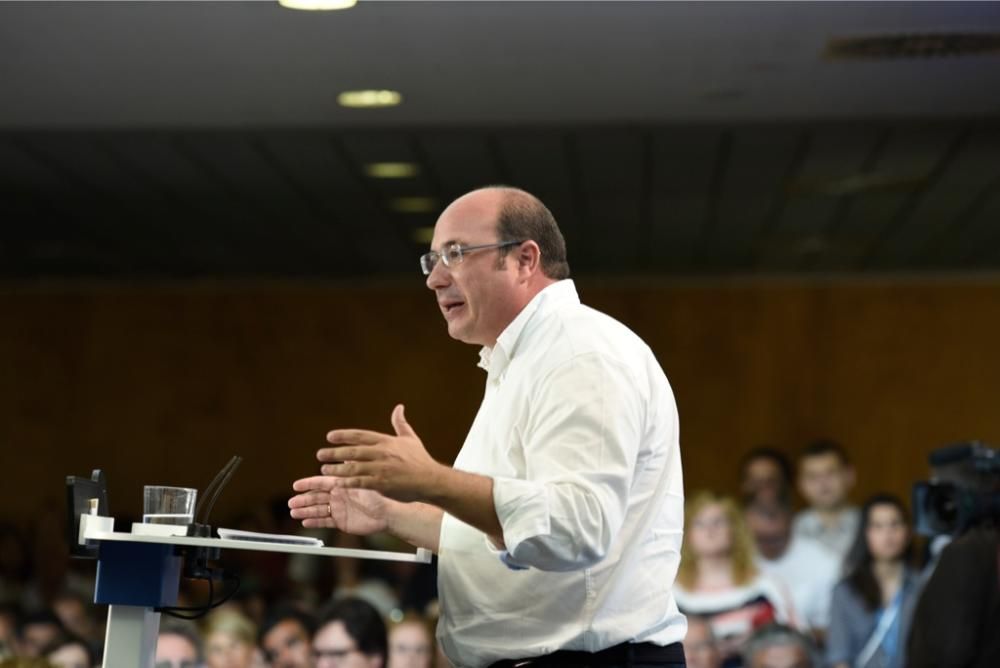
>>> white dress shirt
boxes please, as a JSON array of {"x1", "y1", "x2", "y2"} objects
[
  {"x1": 436, "y1": 280, "x2": 686, "y2": 667},
  {"x1": 756, "y1": 535, "x2": 841, "y2": 631}
]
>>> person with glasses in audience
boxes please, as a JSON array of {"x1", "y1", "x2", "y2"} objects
[
  {"x1": 290, "y1": 186, "x2": 687, "y2": 667},
  {"x1": 156, "y1": 619, "x2": 203, "y2": 668},
  {"x1": 312, "y1": 598, "x2": 385, "y2": 668}
]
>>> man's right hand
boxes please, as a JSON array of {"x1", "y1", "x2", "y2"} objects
[{"x1": 288, "y1": 476, "x2": 388, "y2": 535}]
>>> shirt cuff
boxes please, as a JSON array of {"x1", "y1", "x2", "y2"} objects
[{"x1": 491, "y1": 476, "x2": 551, "y2": 562}]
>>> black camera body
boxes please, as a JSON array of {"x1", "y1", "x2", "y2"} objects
[{"x1": 913, "y1": 441, "x2": 1000, "y2": 537}]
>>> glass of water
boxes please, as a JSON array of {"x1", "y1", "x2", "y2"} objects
[{"x1": 143, "y1": 486, "x2": 197, "y2": 525}]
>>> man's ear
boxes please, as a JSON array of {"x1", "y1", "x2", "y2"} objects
[{"x1": 516, "y1": 240, "x2": 542, "y2": 276}]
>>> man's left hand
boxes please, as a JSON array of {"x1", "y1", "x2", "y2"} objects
[{"x1": 318, "y1": 404, "x2": 444, "y2": 503}]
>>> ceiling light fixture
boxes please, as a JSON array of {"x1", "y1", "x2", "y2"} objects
[
  {"x1": 278, "y1": 0, "x2": 357, "y2": 11},
  {"x1": 412, "y1": 227, "x2": 436, "y2": 244},
  {"x1": 389, "y1": 197, "x2": 437, "y2": 214},
  {"x1": 338, "y1": 90, "x2": 402, "y2": 108},
  {"x1": 365, "y1": 162, "x2": 420, "y2": 179}
]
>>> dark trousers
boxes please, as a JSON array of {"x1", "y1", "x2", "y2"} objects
[{"x1": 488, "y1": 641, "x2": 686, "y2": 668}]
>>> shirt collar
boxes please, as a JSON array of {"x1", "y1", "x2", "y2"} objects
[{"x1": 477, "y1": 279, "x2": 579, "y2": 375}]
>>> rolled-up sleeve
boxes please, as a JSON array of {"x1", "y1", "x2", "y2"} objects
[{"x1": 489, "y1": 352, "x2": 643, "y2": 572}]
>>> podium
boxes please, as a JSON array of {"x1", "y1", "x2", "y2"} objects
[{"x1": 78, "y1": 512, "x2": 432, "y2": 668}]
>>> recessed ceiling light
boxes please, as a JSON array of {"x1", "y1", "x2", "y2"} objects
[
  {"x1": 364, "y1": 162, "x2": 420, "y2": 179},
  {"x1": 389, "y1": 197, "x2": 437, "y2": 214},
  {"x1": 278, "y1": 0, "x2": 357, "y2": 11},
  {"x1": 338, "y1": 90, "x2": 402, "y2": 108},
  {"x1": 412, "y1": 227, "x2": 436, "y2": 244}
]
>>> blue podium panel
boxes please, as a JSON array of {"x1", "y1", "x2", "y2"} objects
[{"x1": 95, "y1": 541, "x2": 182, "y2": 608}]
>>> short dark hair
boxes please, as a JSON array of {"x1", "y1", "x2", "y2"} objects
[
  {"x1": 490, "y1": 186, "x2": 571, "y2": 280},
  {"x1": 740, "y1": 447, "x2": 794, "y2": 485},
  {"x1": 742, "y1": 623, "x2": 820, "y2": 667},
  {"x1": 317, "y1": 597, "x2": 387, "y2": 660},
  {"x1": 258, "y1": 605, "x2": 316, "y2": 644},
  {"x1": 800, "y1": 438, "x2": 851, "y2": 466}
]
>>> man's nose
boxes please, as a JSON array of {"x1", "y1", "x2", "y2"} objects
[{"x1": 425, "y1": 260, "x2": 450, "y2": 290}]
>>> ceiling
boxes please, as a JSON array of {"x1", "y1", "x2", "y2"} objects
[{"x1": 2, "y1": 1, "x2": 1000, "y2": 279}]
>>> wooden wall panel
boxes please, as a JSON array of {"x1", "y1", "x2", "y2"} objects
[{"x1": 3, "y1": 278, "x2": 999, "y2": 527}]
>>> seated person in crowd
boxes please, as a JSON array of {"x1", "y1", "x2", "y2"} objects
[
  {"x1": 673, "y1": 491, "x2": 796, "y2": 663},
  {"x1": 41, "y1": 633, "x2": 92, "y2": 668},
  {"x1": 827, "y1": 494, "x2": 920, "y2": 668},
  {"x1": 793, "y1": 439, "x2": 859, "y2": 560},
  {"x1": 386, "y1": 615, "x2": 434, "y2": 668},
  {"x1": 203, "y1": 610, "x2": 259, "y2": 668},
  {"x1": 259, "y1": 606, "x2": 315, "y2": 668},
  {"x1": 682, "y1": 615, "x2": 722, "y2": 668},
  {"x1": 313, "y1": 598, "x2": 386, "y2": 668},
  {"x1": 742, "y1": 624, "x2": 820, "y2": 668},
  {"x1": 744, "y1": 498, "x2": 839, "y2": 637},
  {"x1": 16, "y1": 612, "x2": 63, "y2": 658},
  {"x1": 739, "y1": 448, "x2": 795, "y2": 508},
  {"x1": 156, "y1": 619, "x2": 202, "y2": 668}
]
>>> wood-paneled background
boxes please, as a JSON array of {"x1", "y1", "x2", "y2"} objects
[{"x1": 3, "y1": 277, "x2": 999, "y2": 527}]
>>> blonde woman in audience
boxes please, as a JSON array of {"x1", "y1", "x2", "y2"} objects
[
  {"x1": 673, "y1": 491, "x2": 795, "y2": 663},
  {"x1": 203, "y1": 610, "x2": 261, "y2": 668},
  {"x1": 387, "y1": 615, "x2": 434, "y2": 668}
]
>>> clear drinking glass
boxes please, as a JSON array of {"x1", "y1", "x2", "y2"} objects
[{"x1": 142, "y1": 485, "x2": 197, "y2": 525}]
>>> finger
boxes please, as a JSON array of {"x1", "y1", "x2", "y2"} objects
[
  {"x1": 320, "y1": 461, "x2": 373, "y2": 477},
  {"x1": 288, "y1": 490, "x2": 328, "y2": 509},
  {"x1": 292, "y1": 475, "x2": 339, "y2": 492},
  {"x1": 325, "y1": 429, "x2": 384, "y2": 446},
  {"x1": 317, "y1": 446, "x2": 382, "y2": 463},
  {"x1": 301, "y1": 518, "x2": 334, "y2": 529},
  {"x1": 391, "y1": 403, "x2": 416, "y2": 438}
]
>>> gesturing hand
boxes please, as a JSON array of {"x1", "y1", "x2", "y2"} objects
[
  {"x1": 317, "y1": 404, "x2": 445, "y2": 504},
  {"x1": 288, "y1": 477, "x2": 388, "y2": 536}
]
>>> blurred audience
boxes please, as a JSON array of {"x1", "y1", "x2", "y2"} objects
[
  {"x1": 682, "y1": 615, "x2": 722, "y2": 668},
  {"x1": 258, "y1": 606, "x2": 315, "y2": 668},
  {"x1": 16, "y1": 612, "x2": 63, "y2": 659},
  {"x1": 742, "y1": 624, "x2": 820, "y2": 668},
  {"x1": 739, "y1": 448, "x2": 794, "y2": 507},
  {"x1": 793, "y1": 440, "x2": 859, "y2": 560},
  {"x1": 386, "y1": 615, "x2": 434, "y2": 668},
  {"x1": 203, "y1": 610, "x2": 259, "y2": 668},
  {"x1": 312, "y1": 598, "x2": 386, "y2": 668},
  {"x1": 673, "y1": 491, "x2": 795, "y2": 663},
  {"x1": 826, "y1": 494, "x2": 919, "y2": 668},
  {"x1": 744, "y1": 498, "x2": 838, "y2": 637},
  {"x1": 40, "y1": 634, "x2": 91, "y2": 668}
]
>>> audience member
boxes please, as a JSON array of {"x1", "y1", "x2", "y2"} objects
[
  {"x1": 40, "y1": 634, "x2": 92, "y2": 668},
  {"x1": 312, "y1": 598, "x2": 386, "y2": 668},
  {"x1": 259, "y1": 606, "x2": 315, "y2": 668},
  {"x1": 793, "y1": 440, "x2": 859, "y2": 560},
  {"x1": 739, "y1": 448, "x2": 794, "y2": 507},
  {"x1": 203, "y1": 610, "x2": 258, "y2": 668},
  {"x1": 0, "y1": 605, "x2": 21, "y2": 658},
  {"x1": 49, "y1": 592, "x2": 97, "y2": 648},
  {"x1": 826, "y1": 494, "x2": 919, "y2": 668},
  {"x1": 744, "y1": 499, "x2": 839, "y2": 636},
  {"x1": 17, "y1": 612, "x2": 63, "y2": 658},
  {"x1": 673, "y1": 491, "x2": 795, "y2": 663},
  {"x1": 386, "y1": 616, "x2": 433, "y2": 668},
  {"x1": 682, "y1": 615, "x2": 722, "y2": 668},
  {"x1": 156, "y1": 619, "x2": 203, "y2": 668},
  {"x1": 742, "y1": 624, "x2": 820, "y2": 668}
]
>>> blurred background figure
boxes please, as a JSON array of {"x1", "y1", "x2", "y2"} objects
[
  {"x1": 203, "y1": 610, "x2": 259, "y2": 668},
  {"x1": 744, "y1": 498, "x2": 838, "y2": 638},
  {"x1": 16, "y1": 612, "x2": 63, "y2": 658},
  {"x1": 41, "y1": 634, "x2": 92, "y2": 668},
  {"x1": 741, "y1": 624, "x2": 820, "y2": 668},
  {"x1": 739, "y1": 449, "x2": 794, "y2": 508},
  {"x1": 386, "y1": 615, "x2": 433, "y2": 668},
  {"x1": 673, "y1": 491, "x2": 795, "y2": 663},
  {"x1": 826, "y1": 494, "x2": 919, "y2": 668},
  {"x1": 312, "y1": 598, "x2": 386, "y2": 668},
  {"x1": 259, "y1": 606, "x2": 315, "y2": 668},
  {"x1": 682, "y1": 615, "x2": 722, "y2": 668},
  {"x1": 793, "y1": 440, "x2": 859, "y2": 560},
  {"x1": 156, "y1": 618, "x2": 203, "y2": 668}
]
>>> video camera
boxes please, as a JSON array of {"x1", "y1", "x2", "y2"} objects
[{"x1": 913, "y1": 441, "x2": 1000, "y2": 537}]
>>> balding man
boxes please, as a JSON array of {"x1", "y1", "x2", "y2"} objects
[{"x1": 290, "y1": 187, "x2": 686, "y2": 667}]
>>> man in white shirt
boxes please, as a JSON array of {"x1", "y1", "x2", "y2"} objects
[
  {"x1": 289, "y1": 186, "x2": 687, "y2": 668},
  {"x1": 792, "y1": 440, "x2": 860, "y2": 562}
]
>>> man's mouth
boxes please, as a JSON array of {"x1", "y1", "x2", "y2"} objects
[{"x1": 440, "y1": 300, "x2": 465, "y2": 318}]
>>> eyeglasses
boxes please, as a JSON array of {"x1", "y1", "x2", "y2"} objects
[
  {"x1": 313, "y1": 647, "x2": 360, "y2": 665},
  {"x1": 419, "y1": 240, "x2": 524, "y2": 276}
]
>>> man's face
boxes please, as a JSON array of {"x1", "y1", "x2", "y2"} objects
[
  {"x1": 155, "y1": 632, "x2": 199, "y2": 668},
  {"x1": 745, "y1": 506, "x2": 792, "y2": 560},
  {"x1": 21, "y1": 622, "x2": 61, "y2": 657},
  {"x1": 798, "y1": 454, "x2": 853, "y2": 510},
  {"x1": 742, "y1": 458, "x2": 787, "y2": 506},
  {"x1": 749, "y1": 643, "x2": 812, "y2": 668},
  {"x1": 425, "y1": 193, "x2": 523, "y2": 347},
  {"x1": 683, "y1": 619, "x2": 722, "y2": 668},
  {"x1": 313, "y1": 621, "x2": 381, "y2": 668},
  {"x1": 263, "y1": 619, "x2": 313, "y2": 668}
]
